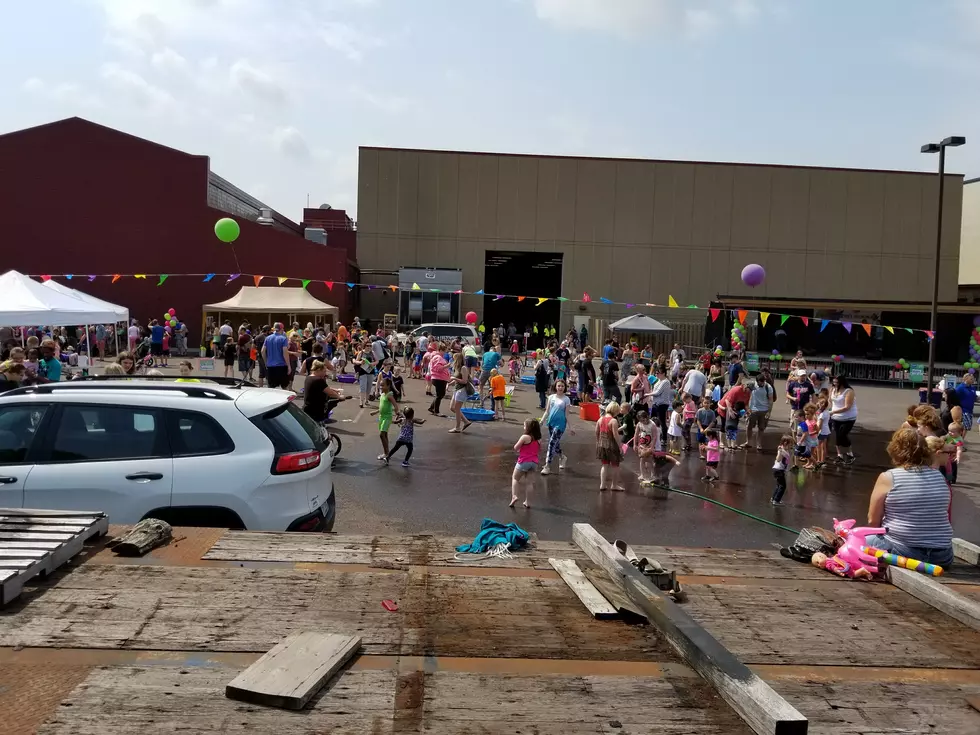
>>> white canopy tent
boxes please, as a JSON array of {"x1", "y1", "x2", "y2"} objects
[
  {"x1": 43, "y1": 280, "x2": 130, "y2": 360},
  {"x1": 608, "y1": 314, "x2": 673, "y2": 333}
]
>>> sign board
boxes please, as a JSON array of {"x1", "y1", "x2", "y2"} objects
[
  {"x1": 199, "y1": 358, "x2": 215, "y2": 372},
  {"x1": 745, "y1": 352, "x2": 760, "y2": 372},
  {"x1": 383, "y1": 313, "x2": 398, "y2": 333},
  {"x1": 943, "y1": 373, "x2": 958, "y2": 391},
  {"x1": 908, "y1": 363, "x2": 924, "y2": 383}
]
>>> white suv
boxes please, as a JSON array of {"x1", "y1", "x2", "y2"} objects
[
  {"x1": 0, "y1": 379, "x2": 335, "y2": 532},
  {"x1": 406, "y1": 323, "x2": 481, "y2": 348}
]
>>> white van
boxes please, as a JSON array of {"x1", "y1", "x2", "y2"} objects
[{"x1": 405, "y1": 324, "x2": 481, "y2": 349}]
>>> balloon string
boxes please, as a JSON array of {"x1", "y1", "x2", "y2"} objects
[{"x1": 230, "y1": 246, "x2": 242, "y2": 275}]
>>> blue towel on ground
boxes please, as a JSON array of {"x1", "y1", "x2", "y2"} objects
[{"x1": 455, "y1": 518, "x2": 530, "y2": 554}]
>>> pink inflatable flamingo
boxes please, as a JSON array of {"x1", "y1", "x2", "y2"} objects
[{"x1": 832, "y1": 518, "x2": 887, "y2": 578}]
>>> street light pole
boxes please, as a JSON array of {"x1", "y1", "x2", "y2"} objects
[
  {"x1": 926, "y1": 145, "x2": 946, "y2": 393},
  {"x1": 921, "y1": 136, "x2": 966, "y2": 393}
]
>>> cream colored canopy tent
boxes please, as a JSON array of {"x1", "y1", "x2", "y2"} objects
[{"x1": 203, "y1": 287, "x2": 339, "y2": 338}]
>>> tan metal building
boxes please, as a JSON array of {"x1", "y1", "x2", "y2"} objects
[
  {"x1": 958, "y1": 178, "x2": 980, "y2": 291},
  {"x1": 356, "y1": 146, "x2": 964, "y2": 341}
]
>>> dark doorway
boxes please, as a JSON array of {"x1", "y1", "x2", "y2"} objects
[{"x1": 483, "y1": 251, "x2": 562, "y2": 347}]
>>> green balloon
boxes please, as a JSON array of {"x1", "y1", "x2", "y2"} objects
[
  {"x1": 965, "y1": 362, "x2": 972, "y2": 369},
  {"x1": 214, "y1": 217, "x2": 240, "y2": 243},
  {"x1": 973, "y1": 362, "x2": 980, "y2": 369}
]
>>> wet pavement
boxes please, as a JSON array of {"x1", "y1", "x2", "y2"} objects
[{"x1": 325, "y1": 380, "x2": 980, "y2": 550}]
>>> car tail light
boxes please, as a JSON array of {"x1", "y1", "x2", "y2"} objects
[{"x1": 274, "y1": 449, "x2": 321, "y2": 474}]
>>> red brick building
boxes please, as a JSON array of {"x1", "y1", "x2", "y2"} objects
[{"x1": 0, "y1": 117, "x2": 357, "y2": 345}]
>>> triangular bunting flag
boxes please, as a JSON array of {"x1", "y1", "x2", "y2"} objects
[
  {"x1": 861, "y1": 323, "x2": 872, "y2": 337},
  {"x1": 842, "y1": 321, "x2": 852, "y2": 333},
  {"x1": 227, "y1": 274, "x2": 240, "y2": 283},
  {"x1": 599, "y1": 297, "x2": 613, "y2": 304},
  {"x1": 626, "y1": 303, "x2": 635, "y2": 309},
  {"x1": 780, "y1": 314, "x2": 790, "y2": 326},
  {"x1": 430, "y1": 288, "x2": 441, "y2": 292},
  {"x1": 134, "y1": 274, "x2": 146, "y2": 279},
  {"x1": 87, "y1": 275, "x2": 96, "y2": 282},
  {"x1": 904, "y1": 328, "x2": 913, "y2": 334},
  {"x1": 518, "y1": 296, "x2": 526, "y2": 302},
  {"x1": 346, "y1": 282, "x2": 355, "y2": 288},
  {"x1": 494, "y1": 294, "x2": 504, "y2": 301},
  {"x1": 203, "y1": 274, "x2": 215, "y2": 282},
  {"x1": 325, "y1": 281, "x2": 334, "y2": 290},
  {"x1": 760, "y1": 312, "x2": 769, "y2": 327},
  {"x1": 65, "y1": 275, "x2": 73, "y2": 280},
  {"x1": 412, "y1": 283, "x2": 421, "y2": 290},
  {"x1": 536, "y1": 297, "x2": 548, "y2": 306},
  {"x1": 112, "y1": 274, "x2": 121, "y2": 284},
  {"x1": 583, "y1": 292, "x2": 591, "y2": 303},
  {"x1": 301, "y1": 279, "x2": 311, "y2": 289},
  {"x1": 884, "y1": 326, "x2": 894, "y2": 334},
  {"x1": 709, "y1": 308, "x2": 721, "y2": 322},
  {"x1": 687, "y1": 304, "x2": 698, "y2": 308},
  {"x1": 40, "y1": 274, "x2": 51, "y2": 282},
  {"x1": 157, "y1": 275, "x2": 168, "y2": 286},
  {"x1": 801, "y1": 317, "x2": 809, "y2": 327},
  {"x1": 453, "y1": 290, "x2": 463, "y2": 294},
  {"x1": 668, "y1": 295, "x2": 678, "y2": 308},
  {"x1": 474, "y1": 289, "x2": 484, "y2": 295},
  {"x1": 278, "y1": 277, "x2": 288, "y2": 285},
  {"x1": 389, "y1": 285, "x2": 397, "y2": 291},
  {"x1": 367, "y1": 285, "x2": 376, "y2": 290},
  {"x1": 557, "y1": 297, "x2": 569, "y2": 302},
  {"x1": 737, "y1": 309, "x2": 748, "y2": 324},
  {"x1": 253, "y1": 275, "x2": 263, "y2": 286},
  {"x1": 925, "y1": 330, "x2": 935, "y2": 340},
  {"x1": 820, "y1": 319, "x2": 829, "y2": 332}
]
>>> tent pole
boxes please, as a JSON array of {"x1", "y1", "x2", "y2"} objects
[
  {"x1": 20, "y1": 328, "x2": 25, "y2": 347},
  {"x1": 86, "y1": 324, "x2": 92, "y2": 374},
  {"x1": 115, "y1": 322, "x2": 120, "y2": 359}
]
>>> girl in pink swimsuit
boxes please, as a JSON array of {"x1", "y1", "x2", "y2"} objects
[{"x1": 511, "y1": 418, "x2": 542, "y2": 508}]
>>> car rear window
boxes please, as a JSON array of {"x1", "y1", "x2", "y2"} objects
[{"x1": 250, "y1": 401, "x2": 325, "y2": 453}]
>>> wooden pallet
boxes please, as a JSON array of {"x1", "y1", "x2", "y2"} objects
[{"x1": 0, "y1": 508, "x2": 108, "y2": 605}]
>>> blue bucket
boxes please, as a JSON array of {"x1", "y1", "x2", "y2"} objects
[{"x1": 521, "y1": 375, "x2": 535, "y2": 384}]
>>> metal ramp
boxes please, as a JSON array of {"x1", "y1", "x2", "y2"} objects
[{"x1": 0, "y1": 508, "x2": 108, "y2": 605}]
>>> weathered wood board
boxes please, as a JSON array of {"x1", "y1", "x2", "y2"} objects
[
  {"x1": 0, "y1": 563, "x2": 668, "y2": 660},
  {"x1": 37, "y1": 665, "x2": 397, "y2": 735},
  {"x1": 954, "y1": 537, "x2": 980, "y2": 566},
  {"x1": 887, "y1": 565, "x2": 980, "y2": 631},
  {"x1": 582, "y1": 566, "x2": 648, "y2": 621},
  {"x1": 548, "y1": 558, "x2": 618, "y2": 619},
  {"x1": 226, "y1": 632, "x2": 361, "y2": 709}
]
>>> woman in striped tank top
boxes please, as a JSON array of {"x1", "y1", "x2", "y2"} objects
[{"x1": 866, "y1": 427, "x2": 954, "y2": 567}]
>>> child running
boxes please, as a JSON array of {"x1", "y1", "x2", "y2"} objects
[
  {"x1": 511, "y1": 418, "x2": 541, "y2": 508},
  {"x1": 667, "y1": 400, "x2": 684, "y2": 455},
  {"x1": 770, "y1": 435, "x2": 794, "y2": 505},
  {"x1": 385, "y1": 407, "x2": 425, "y2": 466},
  {"x1": 490, "y1": 368, "x2": 507, "y2": 419},
  {"x1": 702, "y1": 429, "x2": 721, "y2": 482},
  {"x1": 370, "y1": 377, "x2": 400, "y2": 463},
  {"x1": 633, "y1": 408, "x2": 657, "y2": 485},
  {"x1": 541, "y1": 379, "x2": 572, "y2": 475}
]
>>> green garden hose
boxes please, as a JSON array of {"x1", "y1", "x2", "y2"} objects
[{"x1": 660, "y1": 484, "x2": 801, "y2": 535}]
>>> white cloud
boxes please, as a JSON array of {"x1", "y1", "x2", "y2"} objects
[
  {"x1": 100, "y1": 62, "x2": 177, "y2": 112},
  {"x1": 23, "y1": 78, "x2": 102, "y2": 108},
  {"x1": 530, "y1": 0, "x2": 764, "y2": 38},
  {"x1": 151, "y1": 47, "x2": 190, "y2": 75},
  {"x1": 272, "y1": 125, "x2": 312, "y2": 160},
  {"x1": 230, "y1": 59, "x2": 289, "y2": 104},
  {"x1": 317, "y1": 21, "x2": 384, "y2": 61},
  {"x1": 350, "y1": 86, "x2": 413, "y2": 114}
]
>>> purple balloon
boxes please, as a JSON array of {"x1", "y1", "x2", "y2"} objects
[
  {"x1": 741, "y1": 263, "x2": 766, "y2": 288},
  {"x1": 974, "y1": 315, "x2": 980, "y2": 327},
  {"x1": 971, "y1": 368, "x2": 976, "y2": 375}
]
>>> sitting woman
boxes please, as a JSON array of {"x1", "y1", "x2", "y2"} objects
[{"x1": 865, "y1": 427, "x2": 954, "y2": 567}]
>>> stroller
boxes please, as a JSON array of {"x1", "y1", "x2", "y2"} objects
[{"x1": 133, "y1": 337, "x2": 154, "y2": 372}]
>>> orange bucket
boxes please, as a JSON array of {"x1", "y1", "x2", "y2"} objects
[{"x1": 579, "y1": 402, "x2": 601, "y2": 422}]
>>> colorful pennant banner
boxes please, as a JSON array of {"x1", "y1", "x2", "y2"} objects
[{"x1": 22, "y1": 272, "x2": 939, "y2": 338}]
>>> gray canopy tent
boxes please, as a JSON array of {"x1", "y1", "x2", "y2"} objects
[{"x1": 607, "y1": 314, "x2": 673, "y2": 333}]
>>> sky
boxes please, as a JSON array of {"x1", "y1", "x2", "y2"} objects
[{"x1": 2, "y1": 0, "x2": 978, "y2": 222}]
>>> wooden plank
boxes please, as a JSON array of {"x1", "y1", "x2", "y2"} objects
[
  {"x1": 0, "y1": 531, "x2": 75, "y2": 542},
  {"x1": 0, "y1": 540, "x2": 63, "y2": 551},
  {"x1": 2, "y1": 507, "x2": 105, "y2": 518},
  {"x1": 954, "y1": 538, "x2": 980, "y2": 566},
  {"x1": 0, "y1": 548, "x2": 49, "y2": 560},
  {"x1": 572, "y1": 524, "x2": 807, "y2": 735},
  {"x1": 0, "y1": 523, "x2": 89, "y2": 534},
  {"x1": 582, "y1": 566, "x2": 648, "y2": 621},
  {"x1": 226, "y1": 632, "x2": 361, "y2": 709},
  {"x1": 888, "y1": 565, "x2": 980, "y2": 631},
  {"x1": 0, "y1": 516, "x2": 106, "y2": 526},
  {"x1": 548, "y1": 558, "x2": 618, "y2": 619},
  {"x1": 0, "y1": 559, "x2": 37, "y2": 569}
]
